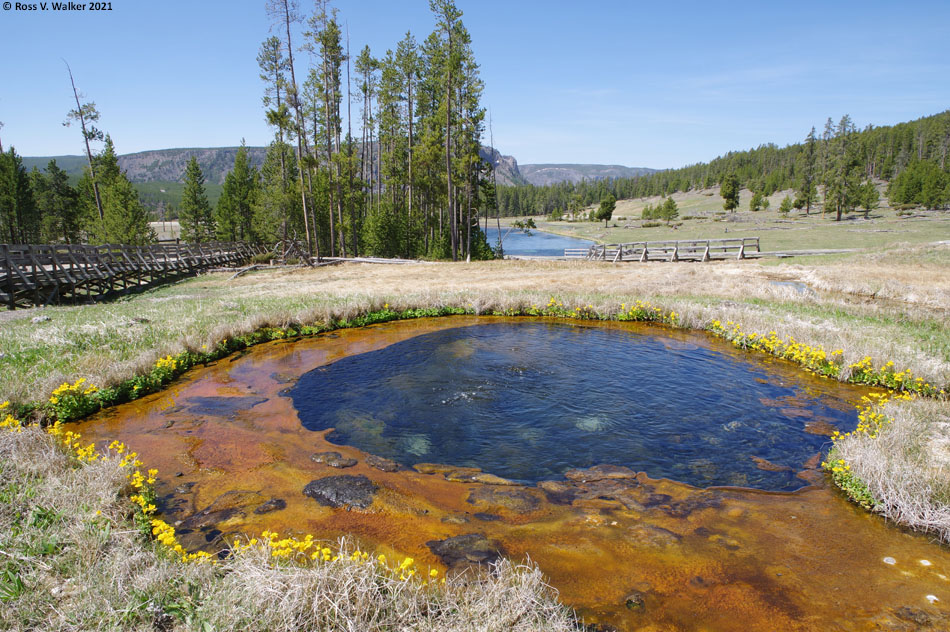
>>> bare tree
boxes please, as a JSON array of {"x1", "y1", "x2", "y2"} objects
[{"x1": 62, "y1": 61, "x2": 104, "y2": 222}]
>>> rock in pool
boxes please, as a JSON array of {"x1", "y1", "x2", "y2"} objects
[
  {"x1": 426, "y1": 533, "x2": 505, "y2": 568},
  {"x1": 311, "y1": 451, "x2": 358, "y2": 468},
  {"x1": 303, "y1": 474, "x2": 376, "y2": 509}
]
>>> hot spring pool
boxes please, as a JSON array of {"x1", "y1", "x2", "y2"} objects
[{"x1": 290, "y1": 322, "x2": 856, "y2": 490}]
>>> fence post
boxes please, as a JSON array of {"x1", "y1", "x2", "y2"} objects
[{"x1": 2, "y1": 245, "x2": 14, "y2": 310}]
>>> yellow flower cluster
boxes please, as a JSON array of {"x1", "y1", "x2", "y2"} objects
[
  {"x1": 46, "y1": 421, "x2": 99, "y2": 463},
  {"x1": 847, "y1": 356, "x2": 943, "y2": 396},
  {"x1": 151, "y1": 519, "x2": 213, "y2": 563},
  {"x1": 617, "y1": 300, "x2": 678, "y2": 325},
  {"x1": 47, "y1": 377, "x2": 101, "y2": 421},
  {"x1": 827, "y1": 458, "x2": 850, "y2": 474},
  {"x1": 0, "y1": 401, "x2": 22, "y2": 433},
  {"x1": 49, "y1": 377, "x2": 99, "y2": 402},
  {"x1": 154, "y1": 354, "x2": 179, "y2": 373},
  {"x1": 235, "y1": 532, "x2": 440, "y2": 583},
  {"x1": 255, "y1": 530, "x2": 333, "y2": 561},
  {"x1": 709, "y1": 320, "x2": 842, "y2": 378},
  {"x1": 830, "y1": 391, "x2": 911, "y2": 441}
]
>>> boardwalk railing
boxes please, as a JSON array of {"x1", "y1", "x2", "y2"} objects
[
  {"x1": 1, "y1": 242, "x2": 264, "y2": 309},
  {"x1": 577, "y1": 237, "x2": 760, "y2": 262}
]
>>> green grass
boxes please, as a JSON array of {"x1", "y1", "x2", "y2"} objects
[
  {"x1": 1, "y1": 253, "x2": 949, "y2": 626},
  {"x1": 529, "y1": 187, "x2": 950, "y2": 256}
]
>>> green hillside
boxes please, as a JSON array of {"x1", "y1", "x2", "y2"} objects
[{"x1": 499, "y1": 110, "x2": 950, "y2": 216}]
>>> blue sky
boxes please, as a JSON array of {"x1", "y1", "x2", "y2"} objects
[{"x1": 1, "y1": 0, "x2": 948, "y2": 169}]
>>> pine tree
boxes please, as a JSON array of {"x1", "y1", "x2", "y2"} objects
[
  {"x1": 253, "y1": 140, "x2": 302, "y2": 246},
  {"x1": 597, "y1": 194, "x2": 616, "y2": 227},
  {"x1": 430, "y1": 0, "x2": 463, "y2": 260},
  {"x1": 216, "y1": 143, "x2": 259, "y2": 242},
  {"x1": 178, "y1": 157, "x2": 215, "y2": 243},
  {"x1": 721, "y1": 174, "x2": 740, "y2": 211},
  {"x1": 32, "y1": 159, "x2": 80, "y2": 243},
  {"x1": 0, "y1": 147, "x2": 39, "y2": 243},
  {"x1": 257, "y1": 35, "x2": 294, "y2": 247},
  {"x1": 661, "y1": 196, "x2": 679, "y2": 224},
  {"x1": 310, "y1": 2, "x2": 346, "y2": 257},
  {"x1": 267, "y1": 0, "x2": 315, "y2": 256},
  {"x1": 858, "y1": 181, "x2": 879, "y2": 217},
  {"x1": 823, "y1": 115, "x2": 862, "y2": 221},
  {"x1": 749, "y1": 190, "x2": 765, "y2": 211},
  {"x1": 77, "y1": 136, "x2": 154, "y2": 244},
  {"x1": 796, "y1": 127, "x2": 818, "y2": 213},
  {"x1": 779, "y1": 195, "x2": 793, "y2": 216}
]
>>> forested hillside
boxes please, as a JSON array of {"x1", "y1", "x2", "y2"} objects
[
  {"x1": 20, "y1": 143, "x2": 525, "y2": 214},
  {"x1": 498, "y1": 110, "x2": 950, "y2": 217},
  {"x1": 518, "y1": 164, "x2": 655, "y2": 186}
]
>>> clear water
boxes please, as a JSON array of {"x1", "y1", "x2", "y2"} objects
[
  {"x1": 484, "y1": 226, "x2": 594, "y2": 256},
  {"x1": 290, "y1": 322, "x2": 857, "y2": 490}
]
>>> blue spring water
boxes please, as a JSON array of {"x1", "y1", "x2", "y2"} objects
[
  {"x1": 483, "y1": 226, "x2": 594, "y2": 256},
  {"x1": 290, "y1": 322, "x2": 858, "y2": 490}
]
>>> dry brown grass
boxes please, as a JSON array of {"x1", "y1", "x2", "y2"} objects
[
  {"x1": 833, "y1": 398, "x2": 950, "y2": 542},
  {"x1": 2, "y1": 247, "x2": 949, "y2": 626},
  {"x1": 0, "y1": 425, "x2": 211, "y2": 631},
  {"x1": 2, "y1": 249, "x2": 948, "y2": 405},
  {"x1": 199, "y1": 547, "x2": 577, "y2": 632}
]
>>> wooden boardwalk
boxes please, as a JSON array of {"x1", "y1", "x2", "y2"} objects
[
  {"x1": 565, "y1": 237, "x2": 761, "y2": 262},
  {"x1": 1, "y1": 242, "x2": 264, "y2": 309}
]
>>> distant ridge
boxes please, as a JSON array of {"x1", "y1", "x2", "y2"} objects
[
  {"x1": 519, "y1": 164, "x2": 657, "y2": 186},
  {"x1": 21, "y1": 147, "x2": 657, "y2": 208},
  {"x1": 22, "y1": 144, "x2": 527, "y2": 186}
]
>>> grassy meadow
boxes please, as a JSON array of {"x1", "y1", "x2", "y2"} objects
[
  {"x1": 1, "y1": 211, "x2": 949, "y2": 629},
  {"x1": 528, "y1": 186, "x2": 950, "y2": 254}
]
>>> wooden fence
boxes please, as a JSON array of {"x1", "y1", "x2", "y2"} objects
[
  {"x1": 567, "y1": 237, "x2": 761, "y2": 262},
  {"x1": 1, "y1": 242, "x2": 264, "y2": 309}
]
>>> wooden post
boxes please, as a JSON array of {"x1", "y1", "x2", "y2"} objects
[
  {"x1": 738, "y1": 242, "x2": 745, "y2": 260},
  {"x1": 703, "y1": 241, "x2": 710, "y2": 262},
  {"x1": 2, "y1": 245, "x2": 14, "y2": 310}
]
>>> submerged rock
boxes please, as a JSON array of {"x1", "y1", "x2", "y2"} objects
[
  {"x1": 443, "y1": 467, "x2": 483, "y2": 482},
  {"x1": 802, "y1": 452, "x2": 822, "y2": 470},
  {"x1": 186, "y1": 396, "x2": 267, "y2": 418},
  {"x1": 365, "y1": 454, "x2": 400, "y2": 472},
  {"x1": 471, "y1": 473, "x2": 517, "y2": 486},
  {"x1": 466, "y1": 486, "x2": 541, "y2": 514},
  {"x1": 804, "y1": 420, "x2": 838, "y2": 436},
  {"x1": 894, "y1": 606, "x2": 934, "y2": 626},
  {"x1": 659, "y1": 493, "x2": 723, "y2": 518},
  {"x1": 538, "y1": 480, "x2": 577, "y2": 505},
  {"x1": 565, "y1": 464, "x2": 639, "y2": 482},
  {"x1": 303, "y1": 474, "x2": 376, "y2": 509},
  {"x1": 310, "y1": 451, "x2": 358, "y2": 468},
  {"x1": 627, "y1": 524, "x2": 682, "y2": 548},
  {"x1": 426, "y1": 533, "x2": 505, "y2": 568},
  {"x1": 624, "y1": 591, "x2": 646, "y2": 612},
  {"x1": 179, "y1": 507, "x2": 244, "y2": 531},
  {"x1": 414, "y1": 463, "x2": 478, "y2": 475},
  {"x1": 750, "y1": 456, "x2": 794, "y2": 472},
  {"x1": 254, "y1": 498, "x2": 287, "y2": 514}
]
